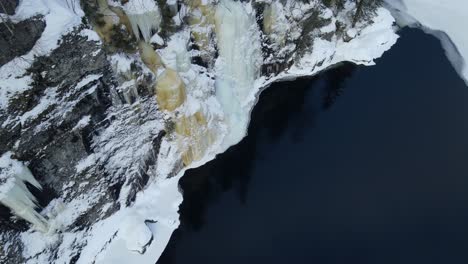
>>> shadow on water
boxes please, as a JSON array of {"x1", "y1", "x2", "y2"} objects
[
  {"x1": 159, "y1": 62, "x2": 357, "y2": 262},
  {"x1": 159, "y1": 28, "x2": 468, "y2": 264}
]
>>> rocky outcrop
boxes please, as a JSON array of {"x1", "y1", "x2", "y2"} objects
[
  {"x1": 0, "y1": 16, "x2": 46, "y2": 66},
  {"x1": 0, "y1": 0, "x2": 18, "y2": 15}
]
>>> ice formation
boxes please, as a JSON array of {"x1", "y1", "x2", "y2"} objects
[
  {"x1": 186, "y1": 0, "x2": 216, "y2": 55},
  {"x1": 263, "y1": 1, "x2": 289, "y2": 47},
  {"x1": 123, "y1": 0, "x2": 162, "y2": 42},
  {"x1": 0, "y1": 153, "x2": 48, "y2": 233},
  {"x1": 138, "y1": 41, "x2": 164, "y2": 73},
  {"x1": 95, "y1": 0, "x2": 121, "y2": 43},
  {"x1": 214, "y1": 0, "x2": 262, "y2": 149},
  {"x1": 175, "y1": 110, "x2": 214, "y2": 166},
  {"x1": 385, "y1": 0, "x2": 468, "y2": 84},
  {"x1": 155, "y1": 68, "x2": 187, "y2": 111}
]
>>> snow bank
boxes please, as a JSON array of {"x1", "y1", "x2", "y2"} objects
[{"x1": 385, "y1": 0, "x2": 468, "y2": 84}]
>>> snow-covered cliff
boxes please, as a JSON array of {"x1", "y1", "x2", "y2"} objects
[{"x1": 0, "y1": 0, "x2": 401, "y2": 263}]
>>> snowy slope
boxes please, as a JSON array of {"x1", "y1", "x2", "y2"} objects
[{"x1": 385, "y1": 0, "x2": 468, "y2": 84}]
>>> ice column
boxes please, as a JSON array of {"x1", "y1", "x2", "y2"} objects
[
  {"x1": 0, "y1": 153, "x2": 48, "y2": 232},
  {"x1": 214, "y1": 0, "x2": 262, "y2": 149},
  {"x1": 123, "y1": 0, "x2": 162, "y2": 42}
]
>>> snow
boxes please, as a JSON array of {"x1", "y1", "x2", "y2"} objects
[
  {"x1": 0, "y1": 76, "x2": 32, "y2": 110},
  {"x1": 109, "y1": 53, "x2": 135, "y2": 80},
  {"x1": 385, "y1": 0, "x2": 468, "y2": 84},
  {"x1": 73, "y1": 115, "x2": 91, "y2": 130},
  {"x1": 90, "y1": 147, "x2": 222, "y2": 264},
  {"x1": 9, "y1": 0, "x2": 49, "y2": 22},
  {"x1": 76, "y1": 74, "x2": 103, "y2": 89},
  {"x1": 123, "y1": 0, "x2": 158, "y2": 14},
  {"x1": 19, "y1": 87, "x2": 57, "y2": 125},
  {"x1": 79, "y1": 29, "x2": 102, "y2": 42},
  {"x1": 20, "y1": 231, "x2": 59, "y2": 259},
  {"x1": 121, "y1": 213, "x2": 153, "y2": 253},
  {"x1": 75, "y1": 153, "x2": 96, "y2": 173}
]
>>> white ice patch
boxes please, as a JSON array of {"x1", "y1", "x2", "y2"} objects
[
  {"x1": 158, "y1": 31, "x2": 191, "y2": 73},
  {"x1": 120, "y1": 213, "x2": 153, "y2": 253},
  {"x1": 79, "y1": 28, "x2": 102, "y2": 42},
  {"x1": 150, "y1": 33, "x2": 164, "y2": 46},
  {"x1": 385, "y1": 0, "x2": 468, "y2": 84}
]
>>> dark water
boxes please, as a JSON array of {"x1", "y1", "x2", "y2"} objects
[{"x1": 159, "y1": 28, "x2": 468, "y2": 264}]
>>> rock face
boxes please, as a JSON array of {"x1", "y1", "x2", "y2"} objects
[
  {"x1": 0, "y1": 16, "x2": 46, "y2": 66},
  {"x1": 0, "y1": 0, "x2": 18, "y2": 15},
  {"x1": 0, "y1": 0, "x2": 398, "y2": 263}
]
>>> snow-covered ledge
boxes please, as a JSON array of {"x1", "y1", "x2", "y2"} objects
[{"x1": 384, "y1": 0, "x2": 468, "y2": 85}]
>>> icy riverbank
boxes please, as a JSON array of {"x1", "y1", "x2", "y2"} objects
[{"x1": 385, "y1": 0, "x2": 468, "y2": 84}]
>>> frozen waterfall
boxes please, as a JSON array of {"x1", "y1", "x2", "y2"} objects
[
  {"x1": 0, "y1": 153, "x2": 48, "y2": 233},
  {"x1": 214, "y1": 0, "x2": 262, "y2": 149}
]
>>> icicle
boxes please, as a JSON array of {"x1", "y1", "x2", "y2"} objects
[
  {"x1": 123, "y1": 0, "x2": 162, "y2": 42},
  {"x1": 0, "y1": 153, "x2": 49, "y2": 233},
  {"x1": 187, "y1": 0, "x2": 215, "y2": 54},
  {"x1": 263, "y1": 2, "x2": 288, "y2": 47}
]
